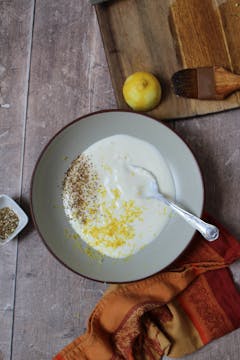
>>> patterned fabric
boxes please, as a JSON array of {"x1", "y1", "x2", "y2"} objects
[{"x1": 54, "y1": 215, "x2": 240, "y2": 360}]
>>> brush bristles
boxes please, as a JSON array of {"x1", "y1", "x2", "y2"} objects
[{"x1": 171, "y1": 69, "x2": 198, "y2": 99}]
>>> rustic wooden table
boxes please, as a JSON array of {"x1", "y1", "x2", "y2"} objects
[{"x1": 0, "y1": 1, "x2": 239, "y2": 359}]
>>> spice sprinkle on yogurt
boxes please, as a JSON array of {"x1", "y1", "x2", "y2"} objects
[{"x1": 62, "y1": 135, "x2": 175, "y2": 258}]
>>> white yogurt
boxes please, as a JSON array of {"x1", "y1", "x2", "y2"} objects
[{"x1": 63, "y1": 135, "x2": 175, "y2": 258}]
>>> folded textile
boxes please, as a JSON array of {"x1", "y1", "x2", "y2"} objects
[{"x1": 54, "y1": 215, "x2": 240, "y2": 360}]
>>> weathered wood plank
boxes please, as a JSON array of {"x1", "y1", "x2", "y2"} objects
[
  {"x1": 173, "y1": 110, "x2": 240, "y2": 359},
  {"x1": 0, "y1": 1, "x2": 35, "y2": 359},
  {"x1": 174, "y1": 111, "x2": 240, "y2": 238},
  {"x1": 7, "y1": 1, "x2": 240, "y2": 359},
  {"x1": 11, "y1": 1, "x2": 114, "y2": 359}
]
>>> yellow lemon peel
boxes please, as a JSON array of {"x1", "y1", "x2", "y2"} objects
[{"x1": 82, "y1": 187, "x2": 143, "y2": 251}]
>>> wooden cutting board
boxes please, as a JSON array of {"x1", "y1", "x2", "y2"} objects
[{"x1": 95, "y1": 0, "x2": 240, "y2": 120}]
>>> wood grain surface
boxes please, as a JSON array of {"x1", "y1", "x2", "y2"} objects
[
  {"x1": 96, "y1": 0, "x2": 240, "y2": 119},
  {"x1": 0, "y1": 1, "x2": 35, "y2": 358},
  {"x1": 9, "y1": 1, "x2": 113, "y2": 359},
  {"x1": 0, "y1": 1, "x2": 239, "y2": 359}
]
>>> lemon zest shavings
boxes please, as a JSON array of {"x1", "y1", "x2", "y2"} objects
[
  {"x1": 82, "y1": 187, "x2": 143, "y2": 250},
  {"x1": 111, "y1": 188, "x2": 121, "y2": 200}
]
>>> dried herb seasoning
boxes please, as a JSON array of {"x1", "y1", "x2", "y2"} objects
[
  {"x1": 0, "y1": 207, "x2": 19, "y2": 240},
  {"x1": 62, "y1": 154, "x2": 99, "y2": 223}
]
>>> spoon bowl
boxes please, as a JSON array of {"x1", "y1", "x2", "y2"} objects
[{"x1": 130, "y1": 165, "x2": 219, "y2": 242}]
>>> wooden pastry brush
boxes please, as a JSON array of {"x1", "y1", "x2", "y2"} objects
[{"x1": 171, "y1": 66, "x2": 240, "y2": 100}]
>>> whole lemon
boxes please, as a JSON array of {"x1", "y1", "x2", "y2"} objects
[{"x1": 123, "y1": 71, "x2": 162, "y2": 111}]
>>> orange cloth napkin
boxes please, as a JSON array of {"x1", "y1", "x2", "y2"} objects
[{"x1": 54, "y1": 215, "x2": 240, "y2": 360}]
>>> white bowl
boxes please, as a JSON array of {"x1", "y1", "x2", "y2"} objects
[
  {"x1": 31, "y1": 110, "x2": 204, "y2": 283},
  {"x1": 0, "y1": 194, "x2": 28, "y2": 246}
]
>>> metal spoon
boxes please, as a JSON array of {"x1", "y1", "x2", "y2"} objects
[{"x1": 130, "y1": 165, "x2": 219, "y2": 242}]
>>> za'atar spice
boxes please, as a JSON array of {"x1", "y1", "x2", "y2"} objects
[{"x1": 0, "y1": 207, "x2": 19, "y2": 240}]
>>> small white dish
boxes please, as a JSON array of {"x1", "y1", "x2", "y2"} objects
[{"x1": 0, "y1": 194, "x2": 28, "y2": 247}]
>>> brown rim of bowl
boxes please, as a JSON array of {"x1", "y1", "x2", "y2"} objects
[{"x1": 30, "y1": 109, "x2": 205, "y2": 284}]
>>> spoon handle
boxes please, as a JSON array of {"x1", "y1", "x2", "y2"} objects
[{"x1": 155, "y1": 194, "x2": 219, "y2": 241}]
